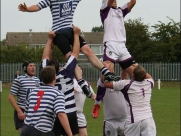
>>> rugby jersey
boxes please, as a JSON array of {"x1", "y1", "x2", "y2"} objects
[
  {"x1": 113, "y1": 78, "x2": 154, "y2": 123},
  {"x1": 24, "y1": 85, "x2": 65, "y2": 133},
  {"x1": 37, "y1": 0, "x2": 81, "y2": 32},
  {"x1": 100, "y1": 0, "x2": 129, "y2": 43},
  {"x1": 97, "y1": 78, "x2": 127, "y2": 122},
  {"x1": 10, "y1": 74, "x2": 40, "y2": 109},
  {"x1": 41, "y1": 55, "x2": 77, "y2": 113}
]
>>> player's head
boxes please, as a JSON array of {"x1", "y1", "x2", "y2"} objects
[
  {"x1": 40, "y1": 66, "x2": 56, "y2": 84},
  {"x1": 47, "y1": 59, "x2": 60, "y2": 74},
  {"x1": 133, "y1": 65, "x2": 146, "y2": 82},
  {"x1": 22, "y1": 60, "x2": 35, "y2": 76},
  {"x1": 112, "y1": 0, "x2": 117, "y2": 8}
]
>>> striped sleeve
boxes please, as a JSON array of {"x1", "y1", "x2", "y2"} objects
[
  {"x1": 10, "y1": 78, "x2": 20, "y2": 95},
  {"x1": 37, "y1": 0, "x2": 51, "y2": 9},
  {"x1": 54, "y1": 93, "x2": 66, "y2": 114}
]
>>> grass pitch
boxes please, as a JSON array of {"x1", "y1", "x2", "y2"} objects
[{"x1": 1, "y1": 82, "x2": 180, "y2": 136}]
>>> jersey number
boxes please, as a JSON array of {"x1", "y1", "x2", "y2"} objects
[
  {"x1": 33, "y1": 90, "x2": 44, "y2": 111},
  {"x1": 141, "y1": 88, "x2": 145, "y2": 98}
]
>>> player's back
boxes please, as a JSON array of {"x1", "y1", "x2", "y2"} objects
[
  {"x1": 125, "y1": 79, "x2": 154, "y2": 123},
  {"x1": 24, "y1": 85, "x2": 65, "y2": 132},
  {"x1": 103, "y1": 88, "x2": 127, "y2": 121}
]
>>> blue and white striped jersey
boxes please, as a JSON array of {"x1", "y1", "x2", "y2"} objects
[
  {"x1": 40, "y1": 55, "x2": 77, "y2": 114},
  {"x1": 24, "y1": 85, "x2": 65, "y2": 133},
  {"x1": 37, "y1": 0, "x2": 81, "y2": 32},
  {"x1": 10, "y1": 74, "x2": 40, "y2": 109}
]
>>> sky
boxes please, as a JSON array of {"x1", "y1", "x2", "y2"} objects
[{"x1": 1, "y1": 0, "x2": 180, "y2": 40}]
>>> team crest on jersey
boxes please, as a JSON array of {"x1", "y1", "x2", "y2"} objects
[
  {"x1": 109, "y1": 51, "x2": 112, "y2": 56},
  {"x1": 35, "y1": 81, "x2": 40, "y2": 87},
  {"x1": 106, "y1": 130, "x2": 111, "y2": 136},
  {"x1": 59, "y1": 1, "x2": 72, "y2": 17}
]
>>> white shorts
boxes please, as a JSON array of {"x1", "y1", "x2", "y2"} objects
[
  {"x1": 103, "y1": 120, "x2": 126, "y2": 136},
  {"x1": 124, "y1": 117, "x2": 156, "y2": 136},
  {"x1": 103, "y1": 41, "x2": 132, "y2": 63},
  {"x1": 77, "y1": 112, "x2": 87, "y2": 128}
]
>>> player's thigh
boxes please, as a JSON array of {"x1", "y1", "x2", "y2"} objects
[
  {"x1": 124, "y1": 122, "x2": 141, "y2": 136},
  {"x1": 78, "y1": 128, "x2": 88, "y2": 136},
  {"x1": 102, "y1": 42, "x2": 119, "y2": 63},
  {"x1": 77, "y1": 112, "x2": 87, "y2": 128},
  {"x1": 53, "y1": 34, "x2": 72, "y2": 56},
  {"x1": 103, "y1": 121, "x2": 117, "y2": 136},
  {"x1": 103, "y1": 61, "x2": 115, "y2": 72},
  {"x1": 119, "y1": 57, "x2": 135, "y2": 76},
  {"x1": 141, "y1": 118, "x2": 157, "y2": 136}
]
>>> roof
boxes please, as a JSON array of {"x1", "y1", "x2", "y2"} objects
[{"x1": 5, "y1": 31, "x2": 104, "y2": 46}]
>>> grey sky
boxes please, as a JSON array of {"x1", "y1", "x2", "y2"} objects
[{"x1": 1, "y1": 0, "x2": 180, "y2": 40}]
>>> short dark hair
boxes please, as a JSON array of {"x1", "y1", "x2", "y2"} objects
[
  {"x1": 47, "y1": 59, "x2": 59, "y2": 74},
  {"x1": 133, "y1": 65, "x2": 146, "y2": 82},
  {"x1": 40, "y1": 66, "x2": 56, "y2": 84}
]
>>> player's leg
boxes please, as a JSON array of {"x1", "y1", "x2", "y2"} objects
[
  {"x1": 118, "y1": 42, "x2": 137, "y2": 78},
  {"x1": 78, "y1": 36, "x2": 120, "y2": 82},
  {"x1": 92, "y1": 61, "x2": 114, "y2": 118},
  {"x1": 120, "y1": 68, "x2": 129, "y2": 79},
  {"x1": 53, "y1": 34, "x2": 93, "y2": 98},
  {"x1": 80, "y1": 44, "x2": 120, "y2": 82},
  {"x1": 77, "y1": 113, "x2": 88, "y2": 136}
]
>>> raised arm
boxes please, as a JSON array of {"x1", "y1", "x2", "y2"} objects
[
  {"x1": 18, "y1": 3, "x2": 40, "y2": 12},
  {"x1": 71, "y1": 25, "x2": 81, "y2": 60},
  {"x1": 127, "y1": 0, "x2": 136, "y2": 11}
]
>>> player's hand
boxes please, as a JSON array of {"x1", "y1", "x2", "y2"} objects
[
  {"x1": 48, "y1": 31, "x2": 56, "y2": 39},
  {"x1": 18, "y1": 3, "x2": 28, "y2": 12},
  {"x1": 132, "y1": 63, "x2": 138, "y2": 67},
  {"x1": 17, "y1": 110, "x2": 25, "y2": 120},
  {"x1": 91, "y1": 94, "x2": 96, "y2": 101},
  {"x1": 73, "y1": 25, "x2": 81, "y2": 35}
]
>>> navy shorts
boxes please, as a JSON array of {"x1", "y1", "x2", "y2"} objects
[
  {"x1": 53, "y1": 28, "x2": 87, "y2": 56},
  {"x1": 14, "y1": 108, "x2": 24, "y2": 130},
  {"x1": 20, "y1": 124, "x2": 54, "y2": 136},
  {"x1": 52, "y1": 111, "x2": 79, "y2": 136}
]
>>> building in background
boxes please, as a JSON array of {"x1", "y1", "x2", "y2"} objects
[{"x1": 5, "y1": 31, "x2": 104, "y2": 61}]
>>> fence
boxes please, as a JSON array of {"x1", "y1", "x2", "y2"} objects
[{"x1": 0, "y1": 63, "x2": 180, "y2": 83}]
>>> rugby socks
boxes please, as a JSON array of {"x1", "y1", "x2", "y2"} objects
[{"x1": 100, "y1": 67, "x2": 111, "y2": 76}]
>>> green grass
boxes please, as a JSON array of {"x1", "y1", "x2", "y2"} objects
[{"x1": 1, "y1": 82, "x2": 180, "y2": 136}]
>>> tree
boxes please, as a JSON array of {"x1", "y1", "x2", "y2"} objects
[
  {"x1": 91, "y1": 25, "x2": 104, "y2": 32},
  {"x1": 124, "y1": 18, "x2": 153, "y2": 62},
  {"x1": 151, "y1": 17, "x2": 181, "y2": 62},
  {"x1": 0, "y1": 39, "x2": 6, "y2": 46}
]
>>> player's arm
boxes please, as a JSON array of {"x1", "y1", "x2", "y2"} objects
[
  {"x1": 57, "y1": 112, "x2": 73, "y2": 136},
  {"x1": 71, "y1": 25, "x2": 81, "y2": 60},
  {"x1": 8, "y1": 94, "x2": 25, "y2": 120},
  {"x1": 127, "y1": 0, "x2": 136, "y2": 11},
  {"x1": 18, "y1": 3, "x2": 40, "y2": 12}
]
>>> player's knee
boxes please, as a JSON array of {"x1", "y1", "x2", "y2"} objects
[{"x1": 80, "y1": 45, "x2": 94, "y2": 57}]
